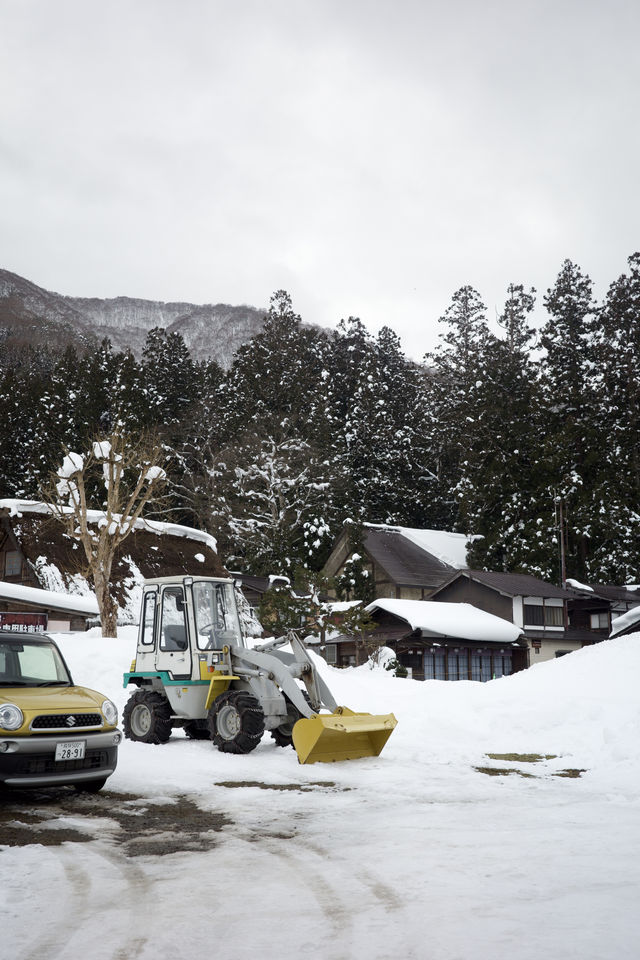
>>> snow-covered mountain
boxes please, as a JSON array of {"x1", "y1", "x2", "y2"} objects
[{"x1": 0, "y1": 268, "x2": 267, "y2": 366}]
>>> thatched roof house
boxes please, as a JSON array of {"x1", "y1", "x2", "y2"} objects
[{"x1": 0, "y1": 499, "x2": 227, "y2": 629}]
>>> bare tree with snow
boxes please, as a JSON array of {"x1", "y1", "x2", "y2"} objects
[{"x1": 42, "y1": 428, "x2": 167, "y2": 636}]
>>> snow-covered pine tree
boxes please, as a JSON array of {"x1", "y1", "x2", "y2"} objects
[
  {"x1": 141, "y1": 328, "x2": 199, "y2": 427},
  {"x1": 460, "y1": 285, "x2": 549, "y2": 573},
  {"x1": 207, "y1": 434, "x2": 332, "y2": 575},
  {"x1": 424, "y1": 286, "x2": 494, "y2": 532},
  {"x1": 585, "y1": 252, "x2": 640, "y2": 580},
  {"x1": 218, "y1": 290, "x2": 330, "y2": 442},
  {"x1": 537, "y1": 259, "x2": 599, "y2": 580}
]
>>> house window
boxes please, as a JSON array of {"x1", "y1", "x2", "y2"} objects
[
  {"x1": 492, "y1": 654, "x2": 513, "y2": 678},
  {"x1": 447, "y1": 649, "x2": 469, "y2": 681},
  {"x1": 4, "y1": 550, "x2": 21, "y2": 577},
  {"x1": 423, "y1": 651, "x2": 445, "y2": 680},
  {"x1": 524, "y1": 602, "x2": 563, "y2": 627},
  {"x1": 590, "y1": 612, "x2": 609, "y2": 630},
  {"x1": 471, "y1": 652, "x2": 482, "y2": 681},
  {"x1": 325, "y1": 644, "x2": 337, "y2": 665}
]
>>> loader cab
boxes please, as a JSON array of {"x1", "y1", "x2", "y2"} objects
[{"x1": 135, "y1": 577, "x2": 245, "y2": 681}]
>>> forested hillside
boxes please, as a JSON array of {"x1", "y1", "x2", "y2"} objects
[{"x1": 2, "y1": 254, "x2": 639, "y2": 585}]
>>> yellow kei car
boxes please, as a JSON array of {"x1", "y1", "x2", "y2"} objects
[{"x1": 0, "y1": 631, "x2": 121, "y2": 791}]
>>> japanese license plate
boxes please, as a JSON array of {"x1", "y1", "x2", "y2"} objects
[{"x1": 55, "y1": 740, "x2": 86, "y2": 761}]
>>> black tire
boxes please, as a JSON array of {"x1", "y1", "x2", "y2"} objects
[
  {"x1": 123, "y1": 689, "x2": 173, "y2": 744},
  {"x1": 208, "y1": 690, "x2": 265, "y2": 754},
  {"x1": 183, "y1": 719, "x2": 210, "y2": 740},
  {"x1": 270, "y1": 691, "x2": 313, "y2": 749},
  {"x1": 74, "y1": 777, "x2": 108, "y2": 793}
]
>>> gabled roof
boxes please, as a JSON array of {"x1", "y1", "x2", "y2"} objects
[
  {"x1": 435, "y1": 569, "x2": 577, "y2": 600},
  {"x1": 363, "y1": 525, "x2": 471, "y2": 588},
  {"x1": 366, "y1": 598, "x2": 523, "y2": 644}
]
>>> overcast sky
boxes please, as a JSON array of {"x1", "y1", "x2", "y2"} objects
[{"x1": 1, "y1": 0, "x2": 639, "y2": 360}]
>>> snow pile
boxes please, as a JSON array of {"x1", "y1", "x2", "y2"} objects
[
  {"x1": 52, "y1": 629, "x2": 640, "y2": 797},
  {"x1": 6, "y1": 630, "x2": 640, "y2": 960}
]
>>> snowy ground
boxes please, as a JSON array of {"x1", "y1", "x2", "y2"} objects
[{"x1": 3, "y1": 629, "x2": 640, "y2": 960}]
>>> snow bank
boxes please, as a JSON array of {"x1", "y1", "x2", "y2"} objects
[{"x1": 51, "y1": 629, "x2": 640, "y2": 798}]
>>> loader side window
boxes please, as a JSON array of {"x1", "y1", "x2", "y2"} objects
[
  {"x1": 160, "y1": 587, "x2": 189, "y2": 651},
  {"x1": 140, "y1": 592, "x2": 157, "y2": 646}
]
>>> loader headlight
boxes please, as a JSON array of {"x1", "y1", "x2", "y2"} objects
[
  {"x1": 0, "y1": 703, "x2": 24, "y2": 731},
  {"x1": 102, "y1": 699, "x2": 118, "y2": 726}
]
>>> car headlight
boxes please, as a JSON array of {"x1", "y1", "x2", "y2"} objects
[
  {"x1": 0, "y1": 703, "x2": 24, "y2": 731},
  {"x1": 102, "y1": 699, "x2": 118, "y2": 726}
]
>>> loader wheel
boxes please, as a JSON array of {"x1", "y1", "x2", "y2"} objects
[
  {"x1": 208, "y1": 690, "x2": 265, "y2": 754},
  {"x1": 123, "y1": 690, "x2": 173, "y2": 744},
  {"x1": 271, "y1": 691, "x2": 313, "y2": 749},
  {"x1": 183, "y1": 719, "x2": 210, "y2": 740}
]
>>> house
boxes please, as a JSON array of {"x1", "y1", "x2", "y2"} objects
[
  {"x1": 0, "y1": 499, "x2": 227, "y2": 629},
  {"x1": 565, "y1": 579, "x2": 640, "y2": 636},
  {"x1": 0, "y1": 581, "x2": 99, "y2": 632},
  {"x1": 322, "y1": 523, "x2": 474, "y2": 600},
  {"x1": 429, "y1": 569, "x2": 637, "y2": 664},
  {"x1": 322, "y1": 597, "x2": 526, "y2": 679}
]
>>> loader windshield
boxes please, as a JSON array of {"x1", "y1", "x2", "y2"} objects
[{"x1": 192, "y1": 581, "x2": 243, "y2": 650}]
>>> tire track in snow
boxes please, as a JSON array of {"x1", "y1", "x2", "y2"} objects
[
  {"x1": 18, "y1": 848, "x2": 92, "y2": 960},
  {"x1": 17, "y1": 839, "x2": 151, "y2": 960}
]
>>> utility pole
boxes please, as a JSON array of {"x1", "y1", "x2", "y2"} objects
[
  {"x1": 554, "y1": 495, "x2": 569, "y2": 630},
  {"x1": 555, "y1": 496, "x2": 567, "y2": 587}
]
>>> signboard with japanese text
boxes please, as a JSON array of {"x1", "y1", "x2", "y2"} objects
[{"x1": 0, "y1": 612, "x2": 48, "y2": 633}]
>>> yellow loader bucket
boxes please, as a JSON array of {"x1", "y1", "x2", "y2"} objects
[{"x1": 292, "y1": 706, "x2": 397, "y2": 764}]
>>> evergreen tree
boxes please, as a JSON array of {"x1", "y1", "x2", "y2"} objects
[
  {"x1": 585, "y1": 252, "x2": 640, "y2": 580},
  {"x1": 206, "y1": 433, "x2": 332, "y2": 575},
  {"x1": 141, "y1": 328, "x2": 199, "y2": 427},
  {"x1": 424, "y1": 286, "x2": 494, "y2": 531},
  {"x1": 459, "y1": 285, "x2": 547, "y2": 572},
  {"x1": 219, "y1": 290, "x2": 330, "y2": 442},
  {"x1": 537, "y1": 260, "x2": 599, "y2": 579},
  {"x1": 330, "y1": 324, "x2": 437, "y2": 526}
]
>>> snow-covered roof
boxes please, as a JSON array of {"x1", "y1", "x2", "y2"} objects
[
  {"x1": 366, "y1": 598, "x2": 522, "y2": 644},
  {"x1": 364, "y1": 523, "x2": 473, "y2": 569},
  {"x1": 610, "y1": 606, "x2": 640, "y2": 639},
  {"x1": 0, "y1": 580, "x2": 99, "y2": 616},
  {"x1": 566, "y1": 578, "x2": 594, "y2": 593},
  {"x1": 0, "y1": 499, "x2": 217, "y2": 554},
  {"x1": 326, "y1": 600, "x2": 362, "y2": 614}
]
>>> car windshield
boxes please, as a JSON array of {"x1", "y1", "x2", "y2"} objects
[
  {"x1": 192, "y1": 581, "x2": 243, "y2": 650},
  {"x1": 0, "y1": 638, "x2": 72, "y2": 686}
]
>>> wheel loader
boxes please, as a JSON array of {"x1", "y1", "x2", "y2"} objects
[{"x1": 122, "y1": 576, "x2": 397, "y2": 764}]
